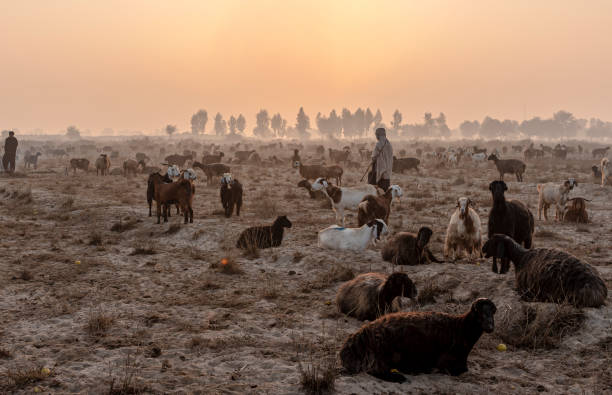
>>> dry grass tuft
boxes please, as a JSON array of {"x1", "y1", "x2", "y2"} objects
[
  {"x1": 166, "y1": 223, "x2": 181, "y2": 234},
  {"x1": 416, "y1": 279, "x2": 444, "y2": 305},
  {"x1": 86, "y1": 309, "x2": 115, "y2": 337},
  {"x1": 3, "y1": 366, "x2": 48, "y2": 391},
  {"x1": 213, "y1": 256, "x2": 244, "y2": 275},
  {"x1": 107, "y1": 353, "x2": 148, "y2": 395},
  {"x1": 130, "y1": 245, "x2": 156, "y2": 255},
  {"x1": 496, "y1": 303, "x2": 585, "y2": 350},
  {"x1": 89, "y1": 232, "x2": 103, "y2": 246},
  {"x1": 299, "y1": 356, "x2": 337, "y2": 395},
  {"x1": 0, "y1": 348, "x2": 12, "y2": 359},
  {"x1": 110, "y1": 219, "x2": 139, "y2": 233}
]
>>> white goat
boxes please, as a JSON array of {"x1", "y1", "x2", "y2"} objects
[
  {"x1": 471, "y1": 152, "x2": 486, "y2": 162},
  {"x1": 444, "y1": 197, "x2": 482, "y2": 261},
  {"x1": 311, "y1": 178, "x2": 379, "y2": 226},
  {"x1": 318, "y1": 219, "x2": 389, "y2": 251},
  {"x1": 601, "y1": 158, "x2": 611, "y2": 187},
  {"x1": 537, "y1": 178, "x2": 577, "y2": 221}
]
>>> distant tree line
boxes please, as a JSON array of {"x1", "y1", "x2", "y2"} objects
[{"x1": 182, "y1": 108, "x2": 611, "y2": 139}]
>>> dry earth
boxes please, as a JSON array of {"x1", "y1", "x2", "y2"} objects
[{"x1": 0, "y1": 148, "x2": 611, "y2": 394}]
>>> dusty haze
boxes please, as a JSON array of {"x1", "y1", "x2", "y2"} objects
[{"x1": 1, "y1": 1, "x2": 612, "y2": 134}]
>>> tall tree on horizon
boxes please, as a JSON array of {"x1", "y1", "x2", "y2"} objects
[
  {"x1": 364, "y1": 108, "x2": 374, "y2": 136},
  {"x1": 228, "y1": 115, "x2": 237, "y2": 135},
  {"x1": 254, "y1": 109, "x2": 271, "y2": 137},
  {"x1": 214, "y1": 113, "x2": 227, "y2": 136},
  {"x1": 236, "y1": 114, "x2": 246, "y2": 134},
  {"x1": 165, "y1": 124, "x2": 176, "y2": 137},
  {"x1": 392, "y1": 109, "x2": 402, "y2": 130},
  {"x1": 373, "y1": 109, "x2": 383, "y2": 130},
  {"x1": 190, "y1": 109, "x2": 208, "y2": 135},
  {"x1": 271, "y1": 113, "x2": 283, "y2": 137},
  {"x1": 296, "y1": 107, "x2": 310, "y2": 136}
]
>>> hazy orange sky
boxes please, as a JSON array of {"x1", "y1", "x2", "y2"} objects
[{"x1": 1, "y1": 1, "x2": 611, "y2": 134}]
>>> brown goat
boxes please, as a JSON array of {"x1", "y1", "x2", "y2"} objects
[
  {"x1": 562, "y1": 197, "x2": 590, "y2": 223},
  {"x1": 152, "y1": 176, "x2": 194, "y2": 224},
  {"x1": 201, "y1": 152, "x2": 224, "y2": 164},
  {"x1": 95, "y1": 154, "x2": 111, "y2": 176},
  {"x1": 357, "y1": 185, "x2": 402, "y2": 226}
]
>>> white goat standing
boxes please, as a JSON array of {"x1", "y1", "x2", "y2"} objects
[
  {"x1": 601, "y1": 158, "x2": 610, "y2": 187},
  {"x1": 537, "y1": 178, "x2": 577, "y2": 221},
  {"x1": 318, "y1": 219, "x2": 389, "y2": 251}
]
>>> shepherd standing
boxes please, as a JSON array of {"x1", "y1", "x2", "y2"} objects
[{"x1": 369, "y1": 127, "x2": 393, "y2": 191}]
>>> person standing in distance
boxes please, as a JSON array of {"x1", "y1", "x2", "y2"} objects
[
  {"x1": 3, "y1": 131, "x2": 18, "y2": 173},
  {"x1": 370, "y1": 127, "x2": 393, "y2": 191}
]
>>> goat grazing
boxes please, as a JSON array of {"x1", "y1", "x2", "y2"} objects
[
  {"x1": 381, "y1": 226, "x2": 442, "y2": 265},
  {"x1": 336, "y1": 272, "x2": 417, "y2": 321},
  {"x1": 487, "y1": 181, "x2": 534, "y2": 274},
  {"x1": 164, "y1": 153, "x2": 192, "y2": 167},
  {"x1": 339, "y1": 298, "x2": 496, "y2": 382},
  {"x1": 536, "y1": 178, "x2": 577, "y2": 221},
  {"x1": 357, "y1": 185, "x2": 403, "y2": 226},
  {"x1": 392, "y1": 157, "x2": 420, "y2": 173},
  {"x1": 592, "y1": 146, "x2": 610, "y2": 159},
  {"x1": 487, "y1": 154, "x2": 526, "y2": 181},
  {"x1": 311, "y1": 177, "x2": 379, "y2": 226},
  {"x1": 483, "y1": 234, "x2": 607, "y2": 307},
  {"x1": 123, "y1": 159, "x2": 141, "y2": 177},
  {"x1": 69, "y1": 158, "x2": 90, "y2": 175},
  {"x1": 318, "y1": 219, "x2": 388, "y2": 252},
  {"x1": 236, "y1": 215, "x2": 292, "y2": 249},
  {"x1": 220, "y1": 173, "x2": 243, "y2": 217},
  {"x1": 444, "y1": 197, "x2": 482, "y2": 261}
]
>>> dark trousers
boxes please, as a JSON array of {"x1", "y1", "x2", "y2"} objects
[
  {"x1": 377, "y1": 178, "x2": 390, "y2": 191},
  {"x1": 3, "y1": 154, "x2": 15, "y2": 172}
]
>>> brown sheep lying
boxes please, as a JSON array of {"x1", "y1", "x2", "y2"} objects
[
  {"x1": 381, "y1": 226, "x2": 443, "y2": 265},
  {"x1": 483, "y1": 234, "x2": 607, "y2": 307},
  {"x1": 340, "y1": 298, "x2": 496, "y2": 382},
  {"x1": 336, "y1": 272, "x2": 417, "y2": 321}
]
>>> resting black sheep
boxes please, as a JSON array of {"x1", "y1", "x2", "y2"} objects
[
  {"x1": 336, "y1": 272, "x2": 417, "y2": 321},
  {"x1": 340, "y1": 298, "x2": 496, "y2": 383},
  {"x1": 381, "y1": 227, "x2": 442, "y2": 265},
  {"x1": 483, "y1": 234, "x2": 607, "y2": 307},
  {"x1": 487, "y1": 180, "x2": 534, "y2": 274},
  {"x1": 236, "y1": 215, "x2": 292, "y2": 249}
]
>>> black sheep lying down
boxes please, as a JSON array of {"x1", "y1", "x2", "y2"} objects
[
  {"x1": 336, "y1": 272, "x2": 418, "y2": 321},
  {"x1": 340, "y1": 298, "x2": 496, "y2": 383},
  {"x1": 483, "y1": 234, "x2": 608, "y2": 307},
  {"x1": 236, "y1": 215, "x2": 292, "y2": 249},
  {"x1": 381, "y1": 226, "x2": 443, "y2": 265}
]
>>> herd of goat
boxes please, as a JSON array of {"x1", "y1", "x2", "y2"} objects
[{"x1": 8, "y1": 138, "x2": 611, "y2": 383}]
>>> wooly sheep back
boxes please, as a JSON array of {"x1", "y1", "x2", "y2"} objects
[
  {"x1": 339, "y1": 298, "x2": 496, "y2": 382},
  {"x1": 336, "y1": 272, "x2": 417, "y2": 321},
  {"x1": 483, "y1": 234, "x2": 607, "y2": 307},
  {"x1": 487, "y1": 180, "x2": 534, "y2": 274},
  {"x1": 236, "y1": 215, "x2": 292, "y2": 249},
  {"x1": 381, "y1": 226, "x2": 442, "y2": 265},
  {"x1": 444, "y1": 197, "x2": 483, "y2": 261}
]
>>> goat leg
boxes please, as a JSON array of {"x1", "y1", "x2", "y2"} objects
[{"x1": 492, "y1": 257, "x2": 499, "y2": 273}]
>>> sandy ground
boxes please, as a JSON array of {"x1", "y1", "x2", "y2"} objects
[{"x1": 0, "y1": 146, "x2": 611, "y2": 394}]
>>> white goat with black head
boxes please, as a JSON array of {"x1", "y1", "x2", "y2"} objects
[{"x1": 318, "y1": 219, "x2": 389, "y2": 251}]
